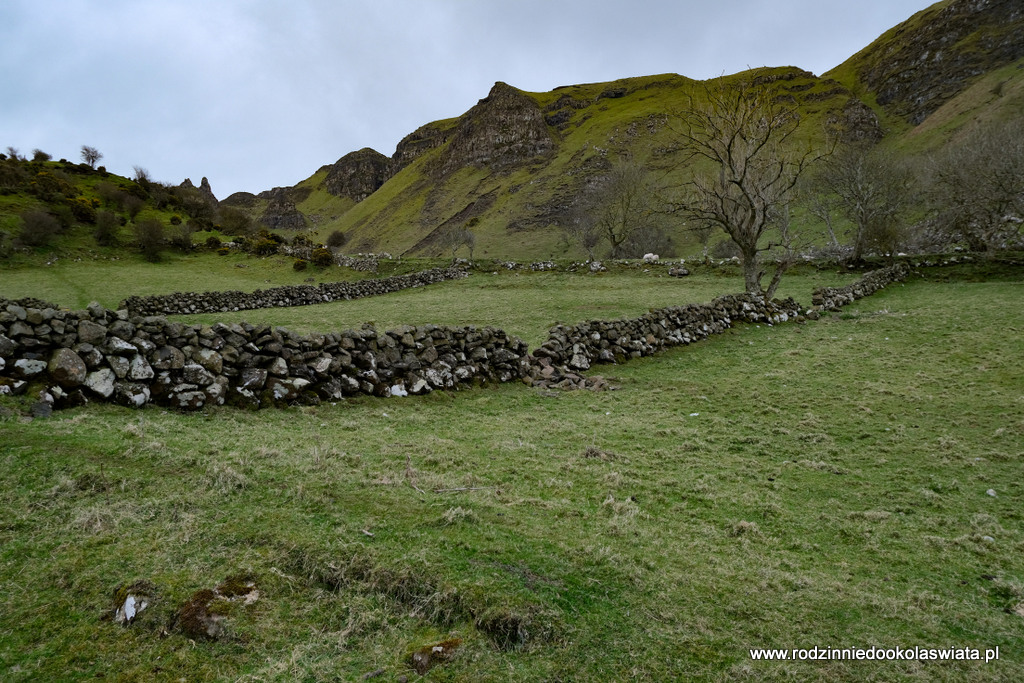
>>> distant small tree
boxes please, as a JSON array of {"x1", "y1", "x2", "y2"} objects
[
  {"x1": 810, "y1": 143, "x2": 913, "y2": 261},
  {"x1": 563, "y1": 203, "x2": 604, "y2": 260},
  {"x1": 124, "y1": 195, "x2": 145, "y2": 221},
  {"x1": 5, "y1": 146, "x2": 23, "y2": 162},
  {"x1": 325, "y1": 229, "x2": 348, "y2": 249},
  {"x1": 132, "y1": 165, "x2": 152, "y2": 193},
  {"x1": 135, "y1": 217, "x2": 165, "y2": 262},
  {"x1": 578, "y1": 160, "x2": 662, "y2": 259},
  {"x1": 80, "y1": 145, "x2": 102, "y2": 169},
  {"x1": 440, "y1": 226, "x2": 476, "y2": 259},
  {"x1": 691, "y1": 222, "x2": 715, "y2": 263},
  {"x1": 31, "y1": 149, "x2": 52, "y2": 162},
  {"x1": 94, "y1": 210, "x2": 119, "y2": 247}
]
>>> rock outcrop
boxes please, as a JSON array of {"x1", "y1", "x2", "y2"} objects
[
  {"x1": 258, "y1": 187, "x2": 306, "y2": 230},
  {"x1": 179, "y1": 177, "x2": 219, "y2": 206},
  {"x1": 436, "y1": 81, "x2": 555, "y2": 176},
  {"x1": 845, "y1": 0, "x2": 1024, "y2": 124},
  {"x1": 392, "y1": 120, "x2": 457, "y2": 172},
  {"x1": 324, "y1": 148, "x2": 392, "y2": 201}
]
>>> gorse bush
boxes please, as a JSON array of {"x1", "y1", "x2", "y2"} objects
[
  {"x1": 253, "y1": 238, "x2": 279, "y2": 256},
  {"x1": 311, "y1": 247, "x2": 334, "y2": 268},
  {"x1": 66, "y1": 197, "x2": 97, "y2": 224}
]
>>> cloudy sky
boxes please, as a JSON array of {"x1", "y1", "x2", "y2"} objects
[{"x1": 2, "y1": 0, "x2": 933, "y2": 198}]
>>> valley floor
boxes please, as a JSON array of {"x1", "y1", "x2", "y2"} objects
[{"x1": 1, "y1": 268, "x2": 1023, "y2": 681}]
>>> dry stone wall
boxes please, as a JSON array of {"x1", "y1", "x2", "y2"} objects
[
  {"x1": 0, "y1": 265, "x2": 909, "y2": 412},
  {"x1": 0, "y1": 299, "x2": 530, "y2": 411},
  {"x1": 811, "y1": 263, "x2": 910, "y2": 310},
  {"x1": 120, "y1": 267, "x2": 466, "y2": 317}
]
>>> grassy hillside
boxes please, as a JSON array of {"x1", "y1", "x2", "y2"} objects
[
  {"x1": 271, "y1": 68, "x2": 860, "y2": 261},
  {"x1": 208, "y1": 0, "x2": 1022, "y2": 262},
  {"x1": 2, "y1": 267, "x2": 1023, "y2": 680}
]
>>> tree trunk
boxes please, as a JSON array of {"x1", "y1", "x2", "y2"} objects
[{"x1": 741, "y1": 249, "x2": 763, "y2": 295}]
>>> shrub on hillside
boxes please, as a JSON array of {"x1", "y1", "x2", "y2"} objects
[
  {"x1": 218, "y1": 206, "x2": 254, "y2": 236},
  {"x1": 252, "y1": 238, "x2": 279, "y2": 256},
  {"x1": 169, "y1": 224, "x2": 193, "y2": 252},
  {"x1": 18, "y1": 210, "x2": 61, "y2": 247},
  {"x1": 124, "y1": 195, "x2": 145, "y2": 220},
  {"x1": 326, "y1": 230, "x2": 347, "y2": 248},
  {"x1": 51, "y1": 204, "x2": 75, "y2": 230},
  {"x1": 95, "y1": 182, "x2": 126, "y2": 209},
  {"x1": 0, "y1": 159, "x2": 28, "y2": 192},
  {"x1": 66, "y1": 197, "x2": 97, "y2": 224},
  {"x1": 293, "y1": 259, "x2": 308, "y2": 271},
  {"x1": 310, "y1": 247, "x2": 334, "y2": 268},
  {"x1": 135, "y1": 218, "x2": 165, "y2": 262},
  {"x1": 28, "y1": 170, "x2": 75, "y2": 201},
  {"x1": 217, "y1": 247, "x2": 230, "y2": 256},
  {"x1": 204, "y1": 235, "x2": 222, "y2": 249},
  {"x1": 94, "y1": 210, "x2": 119, "y2": 247},
  {"x1": 257, "y1": 229, "x2": 285, "y2": 245}
]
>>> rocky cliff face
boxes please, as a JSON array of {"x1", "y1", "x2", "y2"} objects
[
  {"x1": 392, "y1": 120, "x2": 456, "y2": 172},
  {"x1": 852, "y1": 0, "x2": 1024, "y2": 124},
  {"x1": 324, "y1": 148, "x2": 391, "y2": 201},
  {"x1": 435, "y1": 81, "x2": 555, "y2": 176},
  {"x1": 258, "y1": 187, "x2": 307, "y2": 230}
]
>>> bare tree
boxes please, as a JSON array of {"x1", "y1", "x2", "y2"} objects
[
  {"x1": 579, "y1": 160, "x2": 662, "y2": 259},
  {"x1": 669, "y1": 78, "x2": 819, "y2": 296},
  {"x1": 801, "y1": 178, "x2": 843, "y2": 252},
  {"x1": 689, "y1": 222, "x2": 716, "y2": 264},
  {"x1": 926, "y1": 119, "x2": 1024, "y2": 252},
  {"x1": 811, "y1": 143, "x2": 914, "y2": 261},
  {"x1": 439, "y1": 225, "x2": 475, "y2": 260},
  {"x1": 563, "y1": 201, "x2": 604, "y2": 260},
  {"x1": 80, "y1": 145, "x2": 103, "y2": 169}
]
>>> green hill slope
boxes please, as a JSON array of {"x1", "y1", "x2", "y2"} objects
[
  {"x1": 272, "y1": 68, "x2": 868, "y2": 260},
  {"x1": 244, "y1": 0, "x2": 1023, "y2": 260}
]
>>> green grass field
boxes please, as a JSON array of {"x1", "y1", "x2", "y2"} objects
[{"x1": 2, "y1": 266, "x2": 1023, "y2": 681}]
